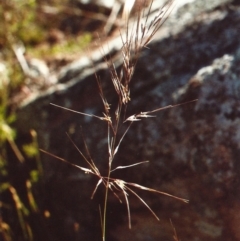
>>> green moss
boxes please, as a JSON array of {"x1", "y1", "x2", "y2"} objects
[
  {"x1": 18, "y1": 24, "x2": 46, "y2": 45},
  {"x1": 28, "y1": 32, "x2": 92, "y2": 58}
]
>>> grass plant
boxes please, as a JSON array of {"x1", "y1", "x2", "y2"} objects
[{"x1": 41, "y1": 1, "x2": 197, "y2": 240}]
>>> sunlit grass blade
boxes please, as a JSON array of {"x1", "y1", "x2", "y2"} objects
[
  {"x1": 124, "y1": 99, "x2": 198, "y2": 122},
  {"x1": 50, "y1": 103, "x2": 110, "y2": 122},
  {"x1": 111, "y1": 160, "x2": 149, "y2": 172},
  {"x1": 126, "y1": 181, "x2": 189, "y2": 203},
  {"x1": 113, "y1": 122, "x2": 132, "y2": 156},
  {"x1": 144, "y1": 99, "x2": 198, "y2": 114},
  {"x1": 40, "y1": 149, "x2": 95, "y2": 175},
  {"x1": 125, "y1": 184, "x2": 160, "y2": 222},
  {"x1": 66, "y1": 132, "x2": 100, "y2": 176},
  {"x1": 114, "y1": 180, "x2": 131, "y2": 228},
  {"x1": 91, "y1": 179, "x2": 103, "y2": 199}
]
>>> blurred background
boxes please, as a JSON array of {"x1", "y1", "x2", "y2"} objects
[{"x1": 1, "y1": 0, "x2": 240, "y2": 240}]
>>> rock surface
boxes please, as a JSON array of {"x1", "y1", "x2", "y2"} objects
[{"x1": 15, "y1": 0, "x2": 240, "y2": 240}]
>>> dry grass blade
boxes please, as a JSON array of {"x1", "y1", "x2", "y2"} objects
[
  {"x1": 141, "y1": 0, "x2": 174, "y2": 47},
  {"x1": 66, "y1": 132, "x2": 100, "y2": 176},
  {"x1": 145, "y1": 99, "x2": 198, "y2": 114},
  {"x1": 126, "y1": 181, "x2": 189, "y2": 203},
  {"x1": 108, "y1": 181, "x2": 125, "y2": 204},
  {"x1": 125, "y1": 184, "x2": 160, "y2": 221},
  {"x1": 111, "y1": 160, "x2": 149, "y2": 172},
  {"x1": 41, "y1": 146, "x2": 106, "y2": 202},
  {"x1": 124, "y1": 113, "x2": 155, "y2": 122},
  {"x1": 50, "y1": 103, "x2": 111, "y2": 123},
  {"x1": 91, "y1": 179, "x2": 103, "y2": 199},
  {"x1": 170, "y1": 219, "x2": 181, "y2": 241},
  {"x1": 122, "y1": 188, "x2": 131, "y2": 229},
  {"x1": 39, "y1": 149, "x2": 95, "y2": 175},
  {"x1": 124, "y1": 99, "x2": 198, "y2": 122},
  {"x1": 102, "y1": 175, "x2": 188, "y2": 230},
  {"x1": 107, "y1": 58, "x2": 130, "y2": 105},
  {"x1": 113, "y1": 179, "x2": 160, "y2": 229},
  {"x1": 114, "y1": 180, "x2": 132, "y2": 229},
  {"x1": 95, "y1": 73, "x2": 111, "y2": 118},
  {"x1": 119, "y1": 31, "x2": 135, "y2": 87},
  {"x1": 112, "y1": 121, "x2": 132, "y2": 157}
]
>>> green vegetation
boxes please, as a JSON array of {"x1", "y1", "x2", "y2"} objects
[
  {"x1": 1, "y1": 0, "x2": 92, "y2": 60},
  {"x1": 28, "y1": 33, "x2": 92, "y2": 58},
  {"x1": 0, "y1": 62, "x2": 42, "y2": 240},
  {"x1": 0, "y1": 1, "x2": 46, "y2": 240}
]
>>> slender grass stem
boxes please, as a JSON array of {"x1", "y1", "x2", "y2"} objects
[
  {"x1": 102, "y1": 98, "x2": 123, "y2": 240},
  {"x1": 102, "y1": 167, "x2": 111, "y2": 241}
]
